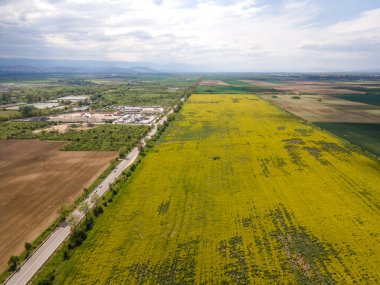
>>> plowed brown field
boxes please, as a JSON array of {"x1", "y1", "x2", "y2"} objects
[{"x1": 0, "y1": 140, "x2": 117, "y2": 270}]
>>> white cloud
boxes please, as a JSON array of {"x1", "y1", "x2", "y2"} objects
[
  {"x1": 331, "y1": 8, "x2": 380, "y2": 34},
  {"x1": 0, "y1": 0, "x2": 379, "y2": 71}
]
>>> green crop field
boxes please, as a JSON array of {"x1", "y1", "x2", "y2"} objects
[
  {"x1": 330, "y1": 93, "x2": 380, "y2": 107},
  {"x1": 34, "y1": 94, "x2": 379, "y2": 284},
  {"x1": 195, "y1": 79, "x2": 276, "y2": 94},
  {"x1": 0, "y1": 110, "x2": 21, "y2": 121},
  {"x1": 315, "y1": 122, "x2": 380, "y2": 157}
]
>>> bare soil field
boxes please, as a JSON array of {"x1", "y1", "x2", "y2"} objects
[
  {"x1": 261, "y1": 94, "x2": 380, "y2": 123},
  {"x1": 0, "y1": 140, "x2": 117, "y2": 270},
  {"x1": 47, "y1": 112, "x2": 120, "y2": 123},
  {"x1": 242, "y1": 80, "x2": 367, "y2": 94},
  {"x1": 33, "y1": 123, "x2": 95, "y2": 134},
  {"x1": 199, "y1": 80, "x2": 230, "y2": 86},
  {"x1": 33, "y1": 124, "x2": 70, "y2": 134}
]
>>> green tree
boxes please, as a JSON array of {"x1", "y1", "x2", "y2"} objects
[
  {"x1": 19, "y1": 105, "x2": 36, "y2": 117},
  {"x1": 1, "y1": 93, "x2": 11, "y2": 103},
  {"x1": 26, "y1": 94, "x2": 34, "y2": 103},
  {"x1": 78, "y1": 201, "x2": 89, "y2": 219},
  {"x1": 25, "y1": 242, "x2": 32, "y2": 256},
  {"x1": 8, "y1": 255, "x2": 20, "y2": 271},
  {"x1": 67, "y1": 214, "x2": 80, "y2": 232},
  {"x1": 90, "y1": 194, "x2": 100, "y2": 205}
]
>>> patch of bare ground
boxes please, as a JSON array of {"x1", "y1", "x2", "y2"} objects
[
  {"x1": 33, "y1": 123, "x2": 96, "y2": 134},
  {"x1": 0, "y1": 140, "x2": 117, "y2": 270},
  {"x1": 199, "y1": 80, "x2": 230, "y2": 86}
]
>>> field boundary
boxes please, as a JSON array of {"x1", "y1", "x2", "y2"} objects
[{"x1": 260, "y1": 95, "x2": 380, "y2": 161}]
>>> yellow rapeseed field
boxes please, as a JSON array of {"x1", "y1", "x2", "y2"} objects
[{"x1": 40, "y1": 94, "x2": 380, "y2": 284}]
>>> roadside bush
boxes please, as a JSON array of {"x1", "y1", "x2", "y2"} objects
[
  {"x1": 85, "y1": 216, "x2": 94, "y2": 231},
  {"x1": 7, "y1": 256, "x2": 19, "y2": 271},
  {"x1": 68, "y1": 229, "x2": 87, "y2": 250},
  {"x1": 57, "y1": 205, "x2": 69, "y2": 223},
  {"x1": 37, "y1": 271, "x2": 55, "y2": 285},
  {"x1": 93, "y1": 205, "x2": 104, "y2": 217},
  {"x1": 63, "y1": 249, "x2": 70, "y2": 260}
]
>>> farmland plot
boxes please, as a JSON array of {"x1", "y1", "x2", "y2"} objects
[
  {"x1": 36, "y1": 94, "x2": 380, "y2": 284},
  {"x1": 0, "y1": 140, "x2": 117, "y2": 271},
  {"x1": 261, "y1": 94, "x2": 380, "y2": 123}
]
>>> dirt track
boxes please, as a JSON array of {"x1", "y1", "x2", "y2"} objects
[{"x1": 0, "y1": 140, "x2": 117, "y2": 270}]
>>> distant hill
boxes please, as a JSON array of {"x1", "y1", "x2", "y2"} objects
[
  {"x1": 0, "y1": 58, "x2": 194, "y2": 74},
  {"x1": 1, "y1": 58, "x2": 378, "y2": 74}
]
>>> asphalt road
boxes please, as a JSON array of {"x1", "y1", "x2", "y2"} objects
[{"x1": 5, "y1": 117, "x2": 165, "y2": 285}]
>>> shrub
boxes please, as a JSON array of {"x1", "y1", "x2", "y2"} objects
[
  {"x1": 68, "y1": 229, "x2": 87, "y2": 250},
  {"x1": 63, "y1": 249, "x2": 70, "y2": 260},
  {"x1": 93, "y1": 205, "x2": 104, "y2": 217},
  {"x1": 38, "y1": 271, "x2": 55, "y2": 285},
  {"x1": 85, "y1": 216, "x2": 94, "y2": 231},
  {"x1": 8, "y1": 255, "x2": 19, "y2": 271}
]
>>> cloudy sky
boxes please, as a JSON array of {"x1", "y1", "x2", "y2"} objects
[{"x1": 0, "y1": 0, "x2": 379, "y2": 71}]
